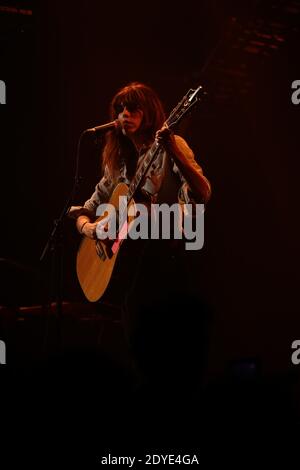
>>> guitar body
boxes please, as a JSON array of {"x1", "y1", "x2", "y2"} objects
[{"x1": 76, "y1": 182, "x2": 135, "y2": 302}]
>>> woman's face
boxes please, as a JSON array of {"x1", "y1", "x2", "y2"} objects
[{"x1": 117, "y1": 103, "x2": 144, "y2": 136}]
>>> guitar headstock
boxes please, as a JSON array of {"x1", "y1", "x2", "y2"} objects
[{"x1": 167, "y1": 85, "x2": 207, "y2": 130}]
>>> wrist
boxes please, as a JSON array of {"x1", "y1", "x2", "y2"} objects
[{"x1": 79, "y1": 220, "x2": 89, "y2": 234}]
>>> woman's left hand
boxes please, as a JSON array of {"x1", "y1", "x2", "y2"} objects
[{"x1": 155, "y1": 124, "x2": 176, "y2": 150}]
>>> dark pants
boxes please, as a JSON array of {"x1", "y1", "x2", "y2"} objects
[{"x1": 121, "y1": 238, "x2": 210, "y2": 391}]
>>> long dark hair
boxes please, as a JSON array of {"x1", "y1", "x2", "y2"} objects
[{"x1": 102, "y1": 82, "x2": 166, "y2": 178}]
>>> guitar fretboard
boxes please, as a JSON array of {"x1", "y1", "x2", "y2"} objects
[{"x1": 127, "y1": 140, "x2": 161, "y2": 202}]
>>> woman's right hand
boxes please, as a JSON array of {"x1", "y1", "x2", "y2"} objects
[{"x1": 81, "y1": 222, "x2": 98, "y2": 239}]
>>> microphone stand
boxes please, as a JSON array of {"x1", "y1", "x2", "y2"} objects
[{"x1": 39, "y1": 129, "x2": 94, "y2": 354}]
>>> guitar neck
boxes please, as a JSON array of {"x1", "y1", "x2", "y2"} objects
[{"x1": 126, "y1": 139, "x2": 162, "y2": 203}]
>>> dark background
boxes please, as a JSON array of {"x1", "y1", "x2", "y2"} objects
[{"x1": 1, "y1": 0, "x2": 300, "y2": 461}]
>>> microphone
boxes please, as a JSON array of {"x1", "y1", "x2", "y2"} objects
[{"x1": 83, "y1": 119, "x2": 120, "y2": 134}]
